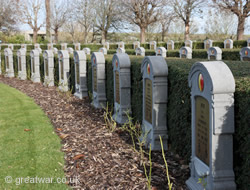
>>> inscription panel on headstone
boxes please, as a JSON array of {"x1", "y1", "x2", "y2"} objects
[
  {"x1": 167, "y1": 44, "x2": 172, "y2": 50},
  {"x1": 115, "y1": 71, "x2": 120, "y2": 104},
  {"x1": 45, "y1": 59, "x2": 49, "y2": 76},
  {"x1": 6, "y1": 57, "x2": 9, "y2": 69},
  {"x1": 150, "y1": 45, "x2": 154, "y2": 50},
  {"x1": 60, "y1": 60, "x2": 64, "y2": 80},
  {"x1": 226, "y1": 44, "x2": 230, "y2": 49},
  {"x1": 93, "y1": 67, "x2": 97, "y2": 92},
  {"x1": 195, "y1": 96, "x2": 210, "y2": 166},
  {"x1": 145, "y1": 78, "x2": 152, "y2": 124},
  {"x1": 210, "y1": 55, "x2": 216, "y2": 60},
  {"x1": 19, "y1": 57, "x2": 22, "y2": 71},
  {"x1": 76, "y1": 63, "x2": 80, "y2": 84},
  {"x1": 243, "y1": 57, "x2": 250, "y2": 61},
  {"x1": 32, "y1": 58, "x2": 35, "y2": 73},
  {"x1": 206, "y1": 44, "x2": 210, "y2": 49}
]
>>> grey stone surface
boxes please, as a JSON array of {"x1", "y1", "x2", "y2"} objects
[
  {"x1": 30, "y1": 49, "x2": 40, "y2": 83},
  {"x1": 185, "y1": 40, "x2": 193, "y2": 49},
  {"x1": 83, "y1": 48, "x2": 91, "y2": 55},
  {"x1": 58, "y1": 50, "x2": 70, "y2": 91},
  {"x1": 43, "y1": 50, "x2": 54, "y2": 86},
  {"x1": 180, "y1": 47, "x2": 192, "y2": 59},
  {"x1": 150, "y1": 41, "x2": 157, "y2": 50},
  {"x1": 67, "y1": 47, "x2": 74, "y2": 55},
  {"x1": 74, "y1": 43, "x2": 81, "y2": 51},
  {"x1": 17, "y1": 48, "x2": 27, "y2": 80},
  {"x1": 204, "y1": 39, "x2": 213, "y2": 49},
  {"x1": 53, "y1": 48, "x2": 58, "y2": 54},
  {"x1": 74, "y1": 50, "x2": 88, "y2": 99},
  {"x1": 99, "y1": 47, "x2": 107, "y2": 55},
  {"x1": 186, "y1": 61, "x2": 236, "y2": 190},
  {"x1": 140, "y1": 56, "x2": 168, "y2": 150},
  {"x1": 207, "y1": 47, "x2": 222, "y2": 61},
  {"x1": 133, "y1": 41, "x2": 140, "y2": 49},
  {"x1": 224, "y1": 39, "x2": 233, "y2": 49},
  {"x1": 47, "y1": 43, "x2": 53, "y2": 50},
  {"x1": 34, "y1": 43, "x2": 42, "y2": 54},
  {"x1": 112, "y1": 53, "x2": 131, "y2": 124},
  {"x1": 4, "y1": 48, "x2": 14, "y2": 78},
  {"x1": 156, "y1": 47, "x2": 167, "y2": 58},
  {"x1": 239, "y1": 47, "x2": 250, "y2": 61},
  {"x1": 116, "y1": 47, "x2": 126, "y2": 54},
  {"x1": 104, "y1": 42, "x2": 110, "y2": 50},
  {"x1": 91, "y1": 52, "x2": 106, "y2": 108},
  {"x1": 61, "y1": 43, "x2": 67, "y2": 50},
  {"x1": 118, "y1": 42, "x2": 125, "y2": 49},
  {"x1": 167, "y1": 40, "x2": 174, "y2": 50},
  {"x1": 136, "y1": 47, "x2": 145, "y2": 56}
]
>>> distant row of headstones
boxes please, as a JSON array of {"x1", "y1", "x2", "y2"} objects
[{"x1": 1, "y1": 47, "x2": 238, "y2": 189}]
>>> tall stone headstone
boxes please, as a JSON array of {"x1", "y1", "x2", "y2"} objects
[
  {"x1": 43, "y1": 50, "x2": 54, "y2": 86},
  {"x1": 185, "y1": 40, "x2": 193, "y2": 49},
  {"x1": 58, "y1": 50, "x2": 70, "y2": 91},
  {"x1": 4, "y1": 48, "x2": 14, "y2": 77},
  {"x1": 136, "y1": 47, "x2": 145, "y2": 56},
  {"x1": 133, "y1": 41, "x2": 140, "y2": 49},
  {"x1": 247, "y1": 38, "x2": 250, "y2": 47},
  {"x1": 118, "y1": 42, "x2": 125, "y2": 49},
  {"x1": 156, "y1": 47, "x2": 167, "y2": 58},
  {"x1": 140, "y1": 56, "x2": 168, "y2": 150},
  {"x1": 17, "y1": 48, "x2": 27, "y2": 80},
  {"x1": 224, "y1": 39, "x2": 233, "y2": 49},
  {"x1": 186, "y1": 61, "x2": 236, "y2": 190},
  {"x1": 83, "y1": 48, "x2": 91, "y2": 55},
  {"x1": 67, "y1": 47, "x2": 74, "y2": 55},
  {"x1": 207, "y1": 47, "x2": 222, "y2": 61},
  {"x1": 240, "y1": 47, "x2": 250, "y2": 61},
  {"x1": 74, "y1": 43, "x2": 81, "y2": 51},
  {"x1": 112, "y1": 53, "x2": 131, "y2": 124},
  {"x1": 99, "y1": 47, "x2": 107, "y2": 55},
  {"x1": 180, "y1": 47, "x2": 192, "y2": 59},
  {"x1": 53, "y1": 48, "x2": 58, "y2": 54},
  {"x1": 104, "y1": 42, "x2": 110, "y2": 50},
  {"x1": 204, "y1": 39, "x2": 213, "y2": 49},
  {"x1": 116, "y1": 47, "x2": 126, "y2": 54},
  {"x1": 150, "y1": 41, "x2": 157, "y2": 50},
  {"x1": 167, "y1": 40, "x2": 174, "y2": 50},
  {"x1": 91, "y1": 52, "x2": 106, "y2": 108},
  {"x1": 21, "y1": 44, "x2": 27, "y2": 51},
  {"x1": 8, "y1": 44, "x2": 14, "y2": 51},
  {"x1": 34, "y1": 43, "x2": 42, "y2": 54},
  {"x1": 74, "y1": 50, "x2": 88, "y2": 99},
  {"x1": 47, "y1": 43, "x2": 53, "y2": 50},
  {"x1": 61, "y1": 43, "x2": 67, "y2": 50},
  {"x1": 30, "y1": 49, "x2": 40, "y2": 83}
]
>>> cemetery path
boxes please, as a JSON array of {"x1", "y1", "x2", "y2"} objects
[{"x1": 0, "y1": 76, "x2": 189, "y2": 190}]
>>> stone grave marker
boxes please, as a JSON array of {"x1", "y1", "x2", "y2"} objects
[
  {"x1": 140, "y1": 56, "x2": 168, "y2": 150},
  {"x1": 156, "y1": 47, "x2": 167, "y2": 58},
  {"x1": 67, "y1": 47, "x2": 74, "y2": 55},
  {"x1": 247, "y1": 38, "x2": 250, "y2": 47},
  {"x1": 74, "y1": 50, "x2": 88, "y2": 99},
  {"x1": 207, "y1": 47, "x2": 222, "y2": 61},
  {"x1": 104, "y1": 42, "x2": 110, "y2": 50},
  {"x1": 74, "y1": 43, "x2": 81, "y2": 51},
  {"x1": 53, "y1": 48, "x2": 58, "y2": 54},
  {"x1": 116, "y1": 47, "x2": 126, "y2": 54},
  {"x1": 58, "y1": 50, "x2": 70, "y2": 91},
  {"x1": 118, "y1": 42, "x2": 125, "y2": 49},
  {"x1": 180, "y1": 47, "x2": 192, "y2": 59},
  {"x1": 4, "y1": 48, "x2": 14, "y2": 77},
  {"x1": 167, "y1": 40, "x2": 174, "y2": 50},
  {"x1": 136, "y1": 47, "x2": 145, "y2": 56},
  {"x1": 224, "y1": 39, "x2": 233, "y2": 49},
  {"x1": 8, "y1": 44, "x2": 14, "y2": 51},
  {"x1": 99, "y1": 47, "x2": 107, "y2": 55},
  {"x1": 21, "y1": 44, "x2": 27, "y2": 51},
  {"x1": 91, "y1": 52, "x2": 106, "y2": 108},
  {"x1": 61, "y1": 43, "x2": 67, "y2": 50},
  {"x1": 112, "y1": 53, "x2": 131, "y2": 124},
  {"x1": 204, "y1": 39, "x2": 213, "y2": 49},
  {"x1": 34, "y1": 43, "x2": 42, "y2": 54},
  {"x1": 43, "y1": 50, "x2": 54, "y2": 86},
  {"x1": 133, "y1": 41, "x2": 140, "y2": 49},
  {"x1": 47, "y1": 43, "x2": 53, "y2": 50},
  {"x1": 150, "y1": 41, "x2": 157, "y2": 50},
  {"x1": 30, "y1": 49, "x2": 40, "y2": 83},
  {"x1": 240, "y1": 47, "x2": 250, "y2": 61},
  {"x1": 17, "y1": 48, "x2": 27, "y2": 80},
  {"x1": 186, "y1": 61, "x2": 236, "y2": 190},
  {"x1": 83, "y1": 48, "x2": 91, "y2": 55},
  {"x1": 185, "y1": 40, "x2": 193, "y2": 49}
]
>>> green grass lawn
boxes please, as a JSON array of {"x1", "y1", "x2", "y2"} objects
[{"x1": 0, "y1": 83, "x2": 69, "y2": 190}]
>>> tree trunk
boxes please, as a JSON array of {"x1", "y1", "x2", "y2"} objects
[
  {"x1": 140, "y1": 27, "x2": 146, "y2": 43},
  {"x1": 162, "y1": 27, "x2": 165, "y2": 42},
  {"x1": 184, "y1": 21, "x2": 190, "y2": 41},
  {"x1": 33, "y1": 29, "x2": 38, "y2": 43},
  {"x1": 55, "y1": 28, "x2": 58, "y2": 43},
  {"x1": 237, "y1": 16, "x2": 245, "y2": 40},
  {"x1": 45, "y1": 0, "x2": 51, "y2": 42}
]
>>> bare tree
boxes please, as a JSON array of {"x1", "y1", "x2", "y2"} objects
[
  {"x1": 51, "y1": 0, "x2": 70, "y2": 43},
  {"x1": 45, "y1": 0, "x2": 51, "y2": 41},
  {"x1": 20, "y1": 0, "x2": 45, "y2": 43},
  {"x1": 212, "y1": 0, "x2": 250, "y2": 40},
  {"x1": 0, "y1": 0, "x2": 20, "y2": 32},
  {"x1": 121, "y1": 0, "x2": 166, "y2": 43},
  {"x1": 159, "y1": 11, "x2": 176, "y2": 41},
  {"x1": 170, "y1": 0, "x2": 204, "y2": 40}
]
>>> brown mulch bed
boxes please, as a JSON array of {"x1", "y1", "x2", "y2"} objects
[{"x1": 0, "y1": 76, "x2": 189, "y2": 190}]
